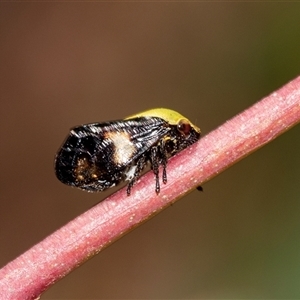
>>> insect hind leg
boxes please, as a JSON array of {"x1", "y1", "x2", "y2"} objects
[{"x1": 126, "y1": 155, "x2": 147, "y2": 195}]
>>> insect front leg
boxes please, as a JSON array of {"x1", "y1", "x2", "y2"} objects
[
  {"x1": 159, "y1": 139, "x2": 168, "y2": 184},
  {"x1": 150, "y1": 146, "x2": 160, "y2": 194}
]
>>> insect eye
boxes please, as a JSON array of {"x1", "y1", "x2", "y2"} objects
[{"x1": 177, "y1": 119, "x2": 192, "y2": 136}]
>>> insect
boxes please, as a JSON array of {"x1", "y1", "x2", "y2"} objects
[{"x1": 55, "y1": 108, "x2": 201, "y2": 195}]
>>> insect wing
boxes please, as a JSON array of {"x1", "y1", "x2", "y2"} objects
[{"x1": 55, "y1": 117, "x2": 169, "y2": 191}]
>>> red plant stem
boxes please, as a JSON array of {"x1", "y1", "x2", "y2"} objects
[{"x1": 1, "y1": 77, "x2": 300, "y2": 300}]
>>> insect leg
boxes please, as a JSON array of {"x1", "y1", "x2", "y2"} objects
[
  {"x1": 150, "y1": 146, "x2": 160, "y2": 194},
  {"x1": 159, "y1": 140, "x2": 168, "y2": 184},
  {"x1": 126, "y1": 155, "x2": 147, "y2": 196}
]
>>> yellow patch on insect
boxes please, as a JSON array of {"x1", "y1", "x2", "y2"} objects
[{"x1": 105, "y1": 131, "x2": 136, "y2": 165}]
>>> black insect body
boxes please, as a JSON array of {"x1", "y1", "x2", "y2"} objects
[{"x1": 55, "y1": 108, "x2": 201, "y2": 195}]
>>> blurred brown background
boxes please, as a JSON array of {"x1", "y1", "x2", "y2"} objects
[{"x1": 1, "y1": 3, "x2": 300, "y2": 299}]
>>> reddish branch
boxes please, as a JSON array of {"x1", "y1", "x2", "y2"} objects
[{"x1": 1, "y1": 76, "x2": 300, "y2": 300}]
